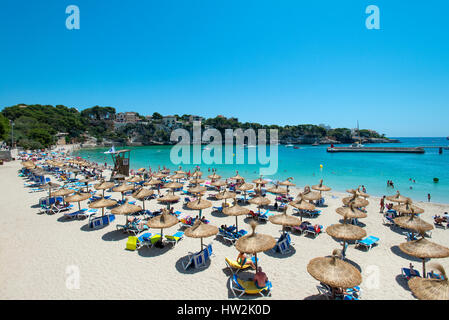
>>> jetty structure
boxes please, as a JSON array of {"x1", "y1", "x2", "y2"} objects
[{"x1": 327, "y1": 146, "x2": 425, "y2": 154}]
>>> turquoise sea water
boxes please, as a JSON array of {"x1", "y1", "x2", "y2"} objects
[{"x1": 73, "y1": 137, "x2": 449, "y2": 203}]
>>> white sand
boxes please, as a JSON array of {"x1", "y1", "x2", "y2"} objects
[{"x1": 1, "y1": 152, "x2": 449, "y2": 300}]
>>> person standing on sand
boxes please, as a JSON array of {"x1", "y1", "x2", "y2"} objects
[{"x1": 380, "y1": 196, "x2": 385, "y2": 213}]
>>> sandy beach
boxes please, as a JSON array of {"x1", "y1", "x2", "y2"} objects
[{"x1": 1, "y1": 147, "x2": 449, "y2": 300}]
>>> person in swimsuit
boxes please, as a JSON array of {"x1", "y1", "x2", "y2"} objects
[
  {"x1": 237, "y1": 252, "x2": 256, "y2": 270},
  {"x1": 253, "y1": 267, "x2": 268, "y2": 289}
]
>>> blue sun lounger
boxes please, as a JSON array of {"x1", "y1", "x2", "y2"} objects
[
  {"x1": 165, "y1": 231, "x2": 184, "y2": 246},
  {"x1": 88, "y1": 214, "x2": 116, "y2": 229},
  {"x1": 355, "y1": 236, "x2": 380, "y2": 251},
  {"x1": 401, "y1": 268, "x2": 421, "y2": 280}
]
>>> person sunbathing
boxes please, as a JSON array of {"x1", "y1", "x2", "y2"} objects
[
  {"x1": 253, "y1": 267, "x2": 268, "y2": 289},
  {"x1": 409, "y1": 263, "x2": 418, "y2": 276},
  {"x1": 237, "y1": 252, "x2": 256, "y2": 270},
  {"x1": 314, "y1": 224, "x2": 322, "y2": 233}
]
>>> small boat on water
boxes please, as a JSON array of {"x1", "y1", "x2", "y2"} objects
[
  {"x1": 312, "y1": 142, "x2": 319, "y2": 146},
  {"x1": 285, "y1": 144, "x2": 294, "y2": 147}
]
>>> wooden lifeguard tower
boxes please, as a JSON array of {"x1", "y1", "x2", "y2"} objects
[{"x1": 111, "y1": 149, "x2": 131, "y2": 176}]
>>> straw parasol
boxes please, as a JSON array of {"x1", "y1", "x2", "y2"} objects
[
  {"x1": 52, "y1": 188, "x2": 75, "y2": 205},
  {"x1": 399, "y1": 229, "x2": 449, "y2": 277},
  {"x1": 43, "y1": 182, "x2": 61, "y2": 198},
  {"x1": 386, "y1": 191, "x2": 410, "y2": 203},
  {"x1": 342, "y1": 194, "x2": 369, "y2": 208},
  {"x1": 88, "y1": 197, "x2": 117, "y2": 216},
  {"x1": 326, "y1": 220, "x2": 367, "y2": 257},
  {"x1": 191, "y1": 170, "x2": 203, "y2": 178},
  {"x1": 222, "y1": 200, "x2": 250, "y2": 231},
  {"x1": 235, "y1": 221, "x2": 276, "y2": 270},
  {"x1": 230, "y1": 171, "x2": 244, "y2": 182},
  {"x1": 156, "y1": 194, "x2": 180, "y2": 209},
  {"x1": 208, "y1": 171, "x2": 221, "y2": 181},
  {"x1": 279, "y1": 177, "x2": 295, "y2": 194},
  {"x1": 145, "y1": 178, "x2": 162, "y2": 186},
  {"x1": 215, "y1": 190, "x2": 236, "y2": 205},
  {"x1": 127, "y1": 175, "x2": 143, "y2": 184},
  {"x1": 335, "y1": 204, "x2": 368, "y2": 220},
  {"x1": 236, "y1": 181, "x2": 254, "y2": 202},
  {"x1": 65, "y1": 192, "x2": 91, "y2": 211},
  {"x1": 185, "y1": 220, "x2": 219, "y2": 251},
  {"x1": 111, "y1": 198, "x2": 142, "y2": 225},
  {"x1": 302, "y1": 186, "x2": 322, "y2": 202},
  {"x1": 171, "y1": 173, "x2": 185, "y2": 181},
  {"x1": 312, "y1": 179, "x2": 332, "y2": 195},
  {"x1": 393, "y1": 199, "x2": 424, "y2": 215},
  {"x1": 408, "y1": 263, "x2": 449, "y2": 300},
  {"x1": 394, "y1": 212, "x2": 433, "y2": 233},
  {"x1": 188, "y1": 185, "x2": 207, "y2": 195},
  {"x1": 267, "y1": 184, "x2": 288, "y2": 195},
  {"x1": 132, "y1": 187, "x2": 154, "y2": 210},
  {"x1": 307, "y1": 249, "x2": 362, "y2": 298},
  {"x1": 113, "y1": 183, "x2": 135, "y2": 201},
  {"x1": 269, "y1": 210, "x2": 301, "y2": 235},
  {"x1": 187, "y1": 197, "x2": 212, "y2": 218},
  {"x1": 163, "y1": 181, "x2": 183, "y2": 192},
  {"x1": 289, "y1": 195, "x2": 316, "y2": 221},
  {"x1": 249, "y1": 195, "x2": 271, "y2": 215},
  {"x1": 146, "y1": 210, "x2": 179, "y2": 246},
  {"x1": 94, "y1": 180, "x2": 115, "y2": 196},
  {"x1": 190, "y1": 177, "x2": 205, "y2": 185},
  {"x1": 252, "y1": 175, "x2": 268, "y2": 186}
]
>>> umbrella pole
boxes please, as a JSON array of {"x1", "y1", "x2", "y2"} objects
[
  {"x1": 201, "y1": 238, "x2": 203, "y2": 251},
  {"x1": 255, "y1": 253, "x2": 258, "y2": 270},
  {"x1": 78, "y1": 202, "x2": 81, "y2": 212},
  {"x1": 235, "y1": 216, "x2": 238, "y2": 232},
  {"x1": 422, "y1": 259, "x2": 426, "y2": 278}
]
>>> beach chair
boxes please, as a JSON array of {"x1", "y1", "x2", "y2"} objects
[
  {"x1": 213, "y1": 206, "x2": 223, "y2": 213},
  {"x1": 427, "y1": 272, "x2": 445, "y2": 280},
  {"x1": 229, "y1": 274, "x2": 272, "y2": 298},
  {"x1": 164, "y1": 231, "x2": 184, "y2": 246},
  {"x1": 257, "y1": 210, "x2": 272, "y2": 222},
  {"x1": 128, "y1": 233, "x2": 154, "y2": 250},
  {"x1": 304, "y1": 225, "x2": 323, "y2": 238},
  {"x1": 49, "y1": 203, "x2": 74, "y2": 215},
  {"x1": 272, "y1": 233, "x2": 294, "y2": 254},
  {"x1": 304, "y1": 210, "x2": 322, "y2": 218},
  {"x1": 406, "y1": 232, "x2": 418, "y2": 241},
  {"x1": 355, "y1": 236, "x2": 380, "y2": 251},
  {"x1": 224, "y1": 257, "x2": 258, "y2": 275},
  {"x1": 218, "y1": 229, "x2": 237, "y2": 245},
  {"x1": 88, "y1": 214, "x2": 116, "y2": 229},
  {"x1": 401, "y1": 268, "x2": 421, "y2": 280},
  {"x1": 63, "y1": 208, "x2": 87, "y2": 219},
  {"x1": 77, "y1": 208, "x2": 98, "y2": 220}
]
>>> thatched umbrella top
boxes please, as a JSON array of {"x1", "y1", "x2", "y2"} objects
[
  {"x1": 252, "y1": 176, "x2": 268, "y2": 185},
  {"x1": 208, "y1": 172, "x2": 221, "y2": 180},
  {"x1": 187, "y1": 197, "x2": 212, "y2": 210},
  {"x1": 190, "y1": 178, "x2": 205, "y2": 185},
  {"x1": 191, "y1": 171, "x2": 203, "y2": 178},
  {"x1": 230, "y1": 171, "x2": 244, "y2": 181},
  {"x1": 52, "y1": 188, "x2": 76, "y2": 197},
  {"x1": 342, "y1": 195, "x2": 369, "y2": 207},
  {"x1": 215, "y1": 191, "x2": 237, "y2": 200},
  {"x1": 147, "y1": 211, "x2": 178, "y2": 229},
  {"x1": 326, "y1": 223, "x2": 367, "y2": 241},
  {"x1": 409, "y1": 264, "x2": 449, "y2": 300},
  {"x1": 211, "y1": 180, "x2": 227, "y2": 187},
  {"x1": 235, "y1": 221, "x2": 276, "y2": 254},
  {"x1": 174, "y1": 167, "x2": 186, "y2": 175},
  {"x1": 43, "y1": 182, "x2": 61, "y2": 190},
  {"x1": 157, "y1": 194, "x2": 180, "y2": 202},
  {"x1": 399, "y1": 233, "x2": 449, "y2": 259},
  {"x1": 386, "y1": 191, "x2": 409, "y2": 203},
  {"x1": 88, "y1": 197, "x2": 117, "y2": 209},
  {"x1": 289, "y1": 196, "x2": 316, "y2": 211},
  {"x1": 132, "y1": 188, "x2": 154, "y2": 200},
  {"x1": 65, "y1": 192, "x2": 91, "y2": 203},
  {"x1": 267, "y1": 185, "x2": 288, "y2": 195},
  {"x1": 393, "y1": 199, "x2": 424, "y2": 215},
  {"x1": 171, "y1": 173, "x2": 186, "y2": 180},
  {"x1": 188, "y1": 185, "x2": 207, "y2": 194},
  {"x1": 302, "y1": 187, "x2": 322, "y2": 201},
  {"x1": 94, "y1": 180, "x2": 115, "y2": 190},
  {"x1": 269, "y1": 212, "x2": 301, "y2": 227},
  {"x1": 163, "y1": 182, "x2": 183, "y2": 190},
  {"x1": 336, "y1": 205, "x2": 368, "y2": 219},
  {"x1": 237, "y1": 182, "x2": 254, "y2": 191},
  {"x1": 113, "y1": 183, "x2": 135, "y2": 193},
  {"x1": 249, "y1": 195, "x2": 271, "y2": 206},
  {"x1": 279, "y1": 177, "x2": 295, "y2": 187},
  {"x1": 307, "y1": 249, "x2": 362, "y2": 289},
  {"x1": 223, "y1": 201, "x2": 250, "y2": 216},
  {"x1": 185, "y1": 220, "x2": 219, "y2": 239},
  {"x1": 78, "y1": 177, "x2": 94, "y2": 184},
  {"x1": 144, "y1": 179, "x2": 162, "y2": 186},
  {"x1": 22, "y1": 160, "x2": 36, "y2": 169},
  {"x1": 153, "y1": 172, "x2": 168, "y2": 179},
  {"x1": 111, "y1": 200, "x2": 142, "y2": 215},
  {"x1": 394, "y1": 214, "x2": 433, "y2": 232},
  {"x1": 127, "y1": 176, "x2": 143, "y2": 183},
  {"x1": 312, "y1": 179, "x2": 331, "y2": 192}
]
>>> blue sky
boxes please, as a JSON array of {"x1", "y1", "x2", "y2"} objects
[{"x1": 0, "y1": 0, "x2": 448, "y2": 137}]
